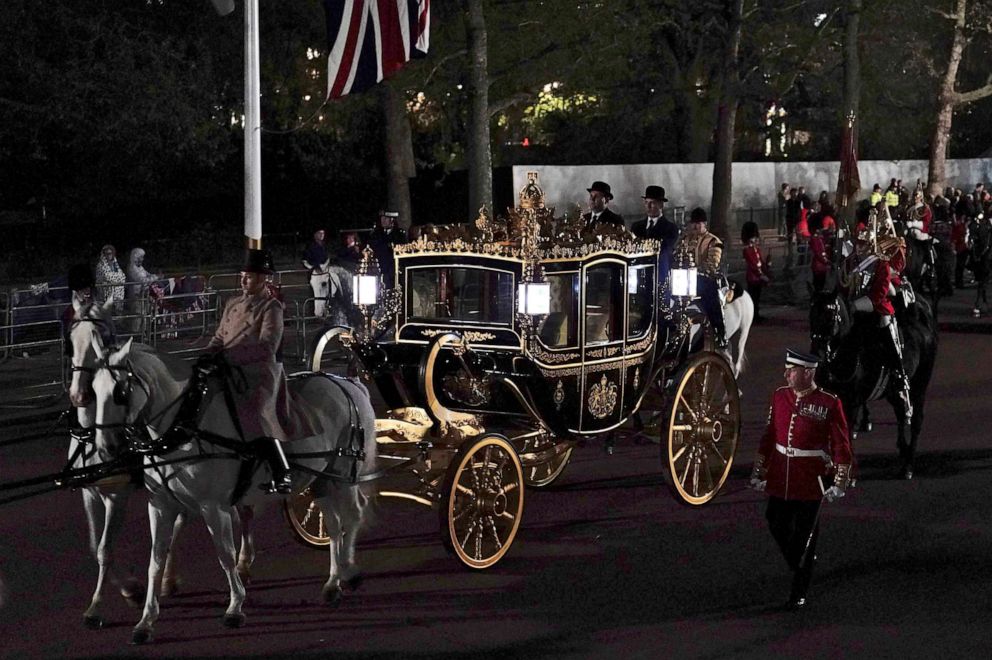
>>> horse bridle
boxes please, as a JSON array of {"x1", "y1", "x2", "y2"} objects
[{"x1": 69, "y1": 315, "x2": 116, "y2": 378}]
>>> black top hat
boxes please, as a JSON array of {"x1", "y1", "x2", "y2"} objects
[
  {"x1": 785, "y1": 349, "x2": 819, "y2": 369},
  {"x1": 642, "y1": 185, "x2": 668, "y2": 202},
  {"x1": 242, "y1": 248, "x2": 274, "y2": 275},
  {"x1": 586, "y1": 181, "x2": 613, "y2": 200},
  {"x1": 689, "y1": 207, "x2": 707, "y2": 223},
  {"x1": 68, "y1": 264, "x2": 95, "y2": 292}
]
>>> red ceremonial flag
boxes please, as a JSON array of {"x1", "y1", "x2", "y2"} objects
[
  {"x1": 324, "y1": 0, "x2": 430, "y2": 100},
  {"x1": 835, "y1": 113, "x2": 861, "y2": 209}
]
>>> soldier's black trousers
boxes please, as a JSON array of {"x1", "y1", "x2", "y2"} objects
[{"x1": 766, "y1": 496, "x2": 821, "y2": 572}]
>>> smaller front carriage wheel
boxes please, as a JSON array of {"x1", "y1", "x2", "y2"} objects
[
  {"x1": 440, "y1": 433, "x2": 524, "y2": 569},
  {"x1": 285, "y1": 487, "x2": 331, "y2": 548},
  {"x1": 665, "y1": 353, "x2": 740, "y2": 505}
]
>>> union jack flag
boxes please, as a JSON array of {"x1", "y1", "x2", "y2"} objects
[{"x1": 324, "y1": 0, "x2": 430, "y2": 100}]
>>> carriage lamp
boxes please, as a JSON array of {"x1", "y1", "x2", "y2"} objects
[
  {"x1": 352, "y1": 274, "x2": 379, "y2": 306},
  {"x1": 517, "y1": 282, "x2": 551, "y2": 315},
  {"x1": 670, "y1": 266, "x2": 698, "y2": 298},
  {"x1": 352, "y1": 245, "x2": 380, "y2": 306}
]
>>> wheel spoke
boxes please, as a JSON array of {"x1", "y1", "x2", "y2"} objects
[
  {"x1": 707, "y1": 440, "x2": 728, "y2": 465},
  {"x1": 677, "y1": 395, "x2": 698, "y2": 420},
  {"x1": 671, "y1": 424, "x2": 692, "y2": 432},
  {"x1": 456, "y1": 483, "x2": 475, "y2": 496},
  {"x1": 672, "y1": 443, "x2": 687, "y2": 463},
  {"x1": 501, "y1": 481, "x2": 519, "y2": 495}
]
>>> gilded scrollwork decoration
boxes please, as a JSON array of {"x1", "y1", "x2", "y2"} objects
[
  {"x1": 553, "y1": 379, "x2": 565, "y2": 410},
  {"x1": 632, "y1": 367, "x2": 640, "y2": 390}
]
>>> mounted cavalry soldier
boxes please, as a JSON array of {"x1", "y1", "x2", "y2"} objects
[
  {"x1": 676, "y1": 207, "x2": 727, "y2": 348},
  {"x1": 200, "y1": 249, "x2": 319, "y2": 494},
  {"x1": 750, "y1": 349, "x2": 853, "y2": 610},
  {"x1": 847, "y1": 208, "x2": 913, "y2": 417}
]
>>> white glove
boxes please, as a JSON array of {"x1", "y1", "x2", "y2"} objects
[
  {"x1": 749, "y1": 477, "x2": 767, "y2": 492},
  {"x1": 851, "y1": 296, "x2": 874, "y2": 313},
  {"x1": 823, "y1": 485, "x2": 845, "y2": 502}
]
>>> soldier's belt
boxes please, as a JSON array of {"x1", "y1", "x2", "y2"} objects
[{"x1": 775, "y1": 444, "x2": 829, "y2": 460}]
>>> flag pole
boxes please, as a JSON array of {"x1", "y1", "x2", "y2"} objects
[{"x1": 244, "y1": 0, "x2": 262, "y2": 249}]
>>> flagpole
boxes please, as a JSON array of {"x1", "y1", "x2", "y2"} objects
[{"x1": 244, "y1": 0, "x2": 262, "y2": 249}]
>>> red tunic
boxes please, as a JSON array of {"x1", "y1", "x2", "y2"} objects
[
  {"x1": 758, "y1": 386, "x2": 853, "y2": 501},
  {"x1": 809, "y1": 235, "x2": 831, "y2": 275},
  {"x1": 743, "y1": 244, "x2": 768, "y2": 285},
  {"x1": 868, "y1": 258, "x2": 895, "y2": 315}
]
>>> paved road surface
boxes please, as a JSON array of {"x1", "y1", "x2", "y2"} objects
[{"x1": 1, "y1": 324, "x2": 991, "y2": 658}]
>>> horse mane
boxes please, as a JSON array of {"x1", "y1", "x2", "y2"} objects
[{"x1": 128, "y1": 343, "x2": 191, "y2": 387}]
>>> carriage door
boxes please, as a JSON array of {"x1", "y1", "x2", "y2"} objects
[{"x1": 580, "y1": 261, "x2": 626, "y2": 431}]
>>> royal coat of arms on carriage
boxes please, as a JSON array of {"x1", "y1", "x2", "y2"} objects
[{"x1": 587, "y1": 373, "x2": 618, "y2": 419}]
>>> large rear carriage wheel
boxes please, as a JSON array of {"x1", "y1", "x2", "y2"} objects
[
  {"x1": 665, "y1": 353, "x2": 740, "y2": 505},
  {"x1": 440, "y1": 433, "x2": 524, "y2": 569}
]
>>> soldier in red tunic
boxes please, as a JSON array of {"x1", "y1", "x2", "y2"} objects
[{"x1": 750, "y1": 349, "x2": 853, "y2": 609}]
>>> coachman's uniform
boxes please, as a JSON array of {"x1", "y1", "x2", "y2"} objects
[{"x1": 208, "y1": 291, "x2": 318, "y2": 443}]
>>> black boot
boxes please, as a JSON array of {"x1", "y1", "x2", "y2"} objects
[
  {"x1": 259, "y1": 437, "x2": 294, "y2": 495},
  {"x1": 787, "y1": 558, "x2": 814, "y2": 610}
]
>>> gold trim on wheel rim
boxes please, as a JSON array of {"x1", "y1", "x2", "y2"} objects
[
  {"x1": 441, "y1": 434, "x2": 524, "y2": 569},
  {"x1": 666, "y1": 353, "x2": 740, "y2": 505},
  {"x1": 284, "y1": 488, "x2": 330, "y2": 548}
]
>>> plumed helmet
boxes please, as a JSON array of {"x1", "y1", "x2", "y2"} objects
[
  {"x1": 68, "y1": 264, "x2": 95, "y2": 292},
  {"x1": 242, "y1": 248, "x2": 274, "y2": 274}
]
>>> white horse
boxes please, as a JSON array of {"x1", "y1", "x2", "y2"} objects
[
  {"x1": 68, "y1": 299, "x2": 186, "y2": 628},
  {"x1": 90, "y1": 338, "x2": 379, "y2": 644},
  {"x1": 721, "y1": 288, "x2": 754, "y2": 377},
  {"x1": 687, "y1": 288, "x2": 754, "y2": 377}
]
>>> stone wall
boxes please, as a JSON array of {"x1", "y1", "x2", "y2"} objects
[{"x1": 512, "y1": 158, "x2": 992, "y2": 222}]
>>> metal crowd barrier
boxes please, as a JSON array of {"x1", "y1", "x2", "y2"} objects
[
  {"x1": 148, "y1": 289, "x2": 218, "y2": 351},
  {"x1": 0, "y1": 311, "x2": 66, "y2": 408}
]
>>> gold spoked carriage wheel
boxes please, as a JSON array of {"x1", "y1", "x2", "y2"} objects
[
  {"x1": 440, "y1": 433, "x2": 524, "y2": 569},
  {"x1": 665, "y1": 353, "x2": 740, "y2": 505},
  {"x1": 284, "y1": 487, "x2": 331, "y2": 548},
  {"x1": 513, "y1": 431, "x2": 573, "y2": 488}
]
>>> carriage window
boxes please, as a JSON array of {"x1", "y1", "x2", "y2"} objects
[
  {"x1": 584, "y1": 263, "x2": 623, "y2": 344},
  {"x1": 537, "y1": 273, "x2": 579, "y2": 348},
  {"x1": 407, "y1": 267, "x2": 514, "y2": 324},
  {"x1": 627, "y1": 265, "x2": 654, "y2": 338}
]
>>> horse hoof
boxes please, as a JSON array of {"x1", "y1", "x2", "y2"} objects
[
  {"x1": 223, "y1": 613, "x2": 247, "y2": 629},
  {"x1": 901, "y1": 468, "x2": 914, "y2": 480},
  {"x1": 322, "y1": 584, "x2": 343, "y2": 607},
  {"x1": 345, "y1": 573, "x2": 364, "y2": 592},
  {"x1": 83, "y1": 615, "x2": 104, "y2": 630},
  {"x1": 130, "y1": 629, "x2": 152, "y2": 645}
]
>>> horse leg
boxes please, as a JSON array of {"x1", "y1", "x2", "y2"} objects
[
  {"x1": 200, "y1": 504, "x2": 247, "y2": 629},
  {"x1": 857, "y1": 404, "x2": 872, "y2": 433},
  {"x1": 235, "y1": 505, "x2": 255, "y2": 586},
  {"x1": 160, "y1": 512, "x2": 187, "y2": 597},
  {"x1": 82, "y1": 487, "x2": 141, "y2": 628},
  {"x1": 315, "y1": 494, "x2": 345, "y2": 606},
  {"x1": 132, "y1": 501, "x2": 182, "y2": 645},
  {"x1": 337, "y1": 487, "x2": 370, "y2": 591}
]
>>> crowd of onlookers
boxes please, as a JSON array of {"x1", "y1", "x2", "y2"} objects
[{"x1": 765, "y1": 178, "x2": 992, "y2": 317}]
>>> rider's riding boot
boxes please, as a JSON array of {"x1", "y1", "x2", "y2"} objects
[
  {"x1": 881, "y1": 315, "x2": 913, "y2": 418},
  {"x1": 260, "y1": 437, "x2": 294, "y2": 495}
]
